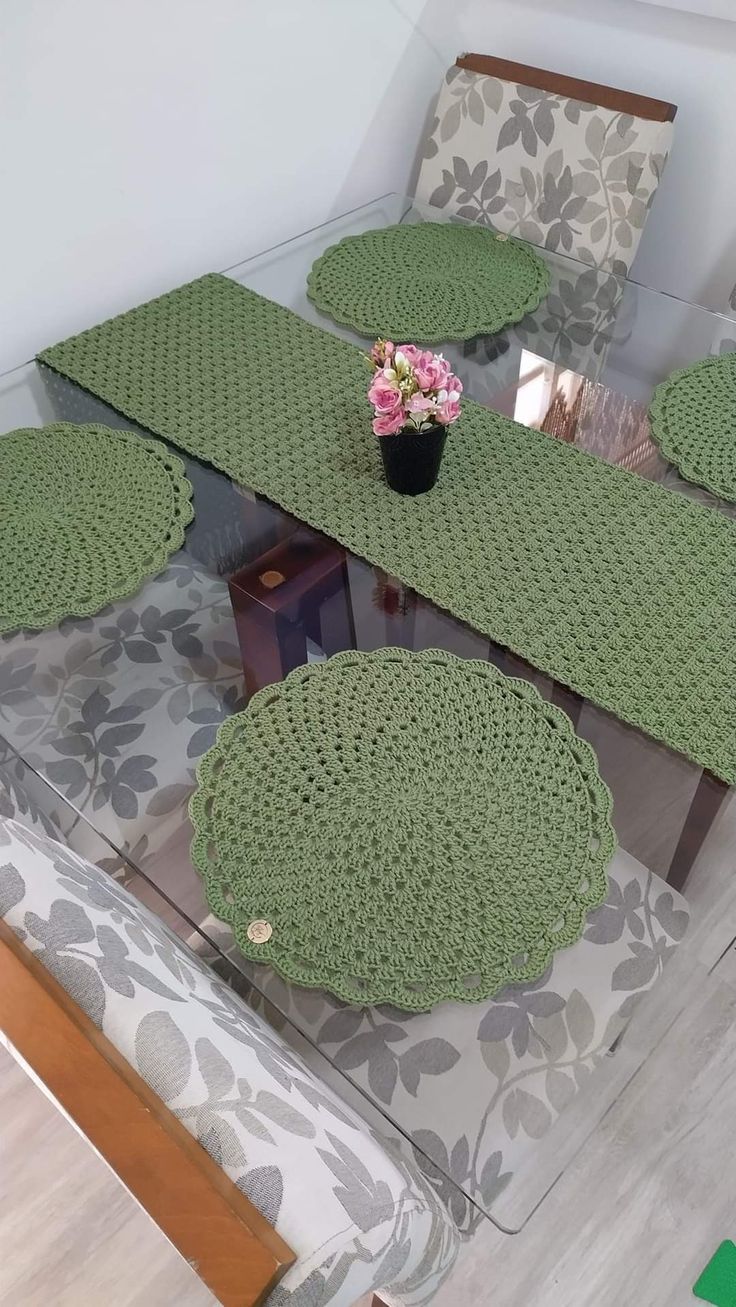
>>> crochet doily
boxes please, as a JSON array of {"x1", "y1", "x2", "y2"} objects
[
  {"x1": 306, "y1": 222, "x2": 550, "y2": 342},
  {"x1": 0, "y1": 423, "x2": 193, "y2": 632},
  {"x1": 38, "y1": 275, "x2": 736, "y2": 783},
  {"x1": 649, "y1": 352, "x2": 736, "y2": 503},
  {"x1": 189, "y1": 649, "x2": 615, "y2": 1010}
]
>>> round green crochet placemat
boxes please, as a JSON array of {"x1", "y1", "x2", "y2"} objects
[
  {"x1": 649, "y1": 352, "x2": 736, "y2": 503},
  {"x1": 190, "y1": 648, "x2": 615, "y2": 1011},
  {"x1": 306, "y1": 222, "x2": 550, "y2": 343},
  {"x1": 0, "y1": 422, "x2": 194, "y2": 633}
]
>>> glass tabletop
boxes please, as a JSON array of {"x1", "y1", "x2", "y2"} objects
[{"x1": 1, "y1": 192, "x2": 734, "y2": 1232}]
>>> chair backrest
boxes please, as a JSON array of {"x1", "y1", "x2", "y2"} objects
[{"x1": 415, "y1": 53, "x2": 676, "y2": 275}]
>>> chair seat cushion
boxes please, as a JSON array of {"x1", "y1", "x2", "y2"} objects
[
  {"x1": 221, "y1": 847, "x2": 689, "y2": 1229},
  {"x1": 0, "y1": 559, "x2": 246, "y2": 873},
  {"x1": 0, "y1": 819, "x2": 458, "y2": 1306}
]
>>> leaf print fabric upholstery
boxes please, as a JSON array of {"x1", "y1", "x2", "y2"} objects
[
  {"x1": 0, "y1": 556, "x2": 246, "y2": 875},
  {"x1": 0, "y1": 737, "x2": 66, "y2": 841},
  {"x1": 416, "y1": 65, "x2": 673, "y2": 274},
  {"x1": 226, "y1": 847, "x2": 689, "y2": 1232},
  {"x1": 0, "y1": 819, "x2": 459, "y2": 1306}
]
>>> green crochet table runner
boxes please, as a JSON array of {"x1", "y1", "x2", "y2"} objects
[
  {"x1": 306, "y1": 221, "x2": 550, "y2": 342},
  {"x1": 38, "y1": 274, "x2": 736, "y2": 783},
  {"x1": 189, "y1": 649, "x2": 615, "y2": 1010},
  {"x1": 649, "y1": 352, "x2": 736, "y2": 503},
  {"x1": 0, "y1": 423, "x2": 193, "y2": 633}
]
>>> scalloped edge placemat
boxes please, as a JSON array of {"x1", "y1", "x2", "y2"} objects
[
  {"x1": 306, "y1": 221, "x2": 550, "y2": 342},
  {"x1": 649, "y1": 353, "x2": 736, "y2": 504},
  {"x1": 189, "y1": 648, "x2": 615, "y2": 1009},
  {"x1": 0, "y1": 422, "x2": 193, "y2": 632}
]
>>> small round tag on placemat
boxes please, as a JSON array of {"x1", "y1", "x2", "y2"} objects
[{"x1": 247, "y1": 919, "x2": 273, "y2": 944}]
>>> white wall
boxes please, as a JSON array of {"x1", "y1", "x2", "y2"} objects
[
  {"x1": 414, "y1": 0, "x2": 736, "y2": 308},
  {"x1": 3, "y1": 0, "x2": 734, "y2": 376},
  {"x1": 0, "y1": 0, "x2": 439, "y2": 372}
]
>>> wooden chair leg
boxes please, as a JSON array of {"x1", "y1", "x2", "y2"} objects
[
  {"x1": 667, "y1": 768, "x2": 730, "y2": 893},
  {"x1": 549, "y1": 680, "x2": 583, "y2": 728}
]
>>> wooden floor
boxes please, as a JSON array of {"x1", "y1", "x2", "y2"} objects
[
  {"x1": 1, "y1": 786, "x2": 735, "y2": 1306},
  {"x1": 0, "y1": 1048, "x2": 215, "y2": 1307}
]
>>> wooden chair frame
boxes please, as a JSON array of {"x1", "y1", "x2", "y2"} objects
[
  {"x1": 0, "y1": 919, "x2": 294, "y2": 1307},
  {"x1": 456, "y1": 52, "x2": 677, "y2": 122}
]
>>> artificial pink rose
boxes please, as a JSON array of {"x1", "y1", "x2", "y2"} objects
[
  {"x1": 437, "y1": 395, "x2": 461, "y2": 425},
  {"x1": 415, "y1": 351, "x2": 451, "y2": 391},
  {"x1": 370, "y1": 339, "x2": 395, "y2": 366},
  {"x1": 446, "y1": 372, "x2": 463, "y2": 395},
  {"x1": 407, "y1": 393, "x2": 436, "y2": 414},
  {"x1": 368, "y1": 377, "x2": 402, "y2": 414},
  {"x1": 396, "y1": 343, "x2": 423, "y2": 366},
  {"x1": 373, "y1": 407, "x2": 406, "y2": 436}
]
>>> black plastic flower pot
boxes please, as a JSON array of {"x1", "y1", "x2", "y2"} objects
[{"x1": 378, "y1": 423, "x2": 447, "y2": 495}]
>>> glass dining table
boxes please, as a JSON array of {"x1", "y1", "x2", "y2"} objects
[{"x1": 1, "y1": 192, "x2": 734, "y2": 1234}]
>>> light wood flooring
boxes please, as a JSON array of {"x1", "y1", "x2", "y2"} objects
[
  {"x1": 1, "y1": 784, "x2": 735, "y2": 1306},
  {"x1": 0, "y1": 1046, "x2": 215, "y2": 1307}
]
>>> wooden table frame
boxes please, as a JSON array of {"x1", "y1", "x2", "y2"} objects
[
  {"x1": 228, "y1": 523, "x2": 356, "y2": 699},
  {"x1": 0, "y1": 919, "x2": 295, "y2": 1307},
  {"x1": 455, "y1": 51, "x2": 677, "y2": 122}
]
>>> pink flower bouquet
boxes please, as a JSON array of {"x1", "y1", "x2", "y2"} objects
[{"x1": 367, "y1": 341, "x2": 463, "y2": 437}]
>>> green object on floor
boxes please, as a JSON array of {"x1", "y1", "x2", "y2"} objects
[
  {"x1": 189, "y1": 648, "x2": 614, "y2": 1009},
  {"x1": 650, "y1": 352, "x2": 736, "y2": 504},
  {"x1": 38, "y1": 273, "x2": 736, "y2": 782},
  {"x1": 306, "y1": 220, "x2": 550, "y2": 342},
  {"x1": 693, "y1": 1241, "x2": 736, "y2": 1306},
  {"x1": 0, "y1": 422, "x2": 193, "y2": 633}
]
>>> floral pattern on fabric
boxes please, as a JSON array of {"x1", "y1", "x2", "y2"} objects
[
  {"x1": 224, "y1": 848, "x2": 689, "y2": 1232},
  {"x1": 0, "y1": 819, "x2": 459, "y2": 1307},
  {"x1": 0, "y1": 556, "x2": 245, "y2": 873},
  {"x1": 416, "y1": 66, "x2": 673, "y2": 274}
]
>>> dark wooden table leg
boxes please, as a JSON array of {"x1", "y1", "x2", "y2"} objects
[
  {"x1": 318, "y1": 558, "x2": 357, "y2": 656},
  {"x1": 667, "y1": 769, "x2": 730, "y2": 893},
  {"x1": 549, "y1": 681, "x2": 583, "y2": 728},
  {"x1": 228, "y1": 527, "x2": 355, "y2": 697},
  {"x1": 229, "y1": 604, "x2": 308, "y2": 700}
]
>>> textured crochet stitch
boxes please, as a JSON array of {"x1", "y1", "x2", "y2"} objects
[
  {"x1": 38, "y1": 274, "x2": 736, "y2": 783},
  {"x1": 189, "y1": 648, "x2": 615, "y2": 1010},
  {"x1": 306, "y1": 221, "x2": 550, "y2": 341},
  {"x1": 649, "y1": 351, "x2": 736, "y2": 504},
  {"x1": 0, "y1": 423, "x2": 193, "y2": 632}
]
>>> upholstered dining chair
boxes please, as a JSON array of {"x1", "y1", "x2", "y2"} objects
[
  {"x1": 0, "y1": 760, "x2": 691, "y2": 1304},
  {"x1": 0, "y1": 817, "x2": 459, "y2": 1307},
  {"x1": 415, "y1": 53, "x2": 676, "y2": 276}
]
